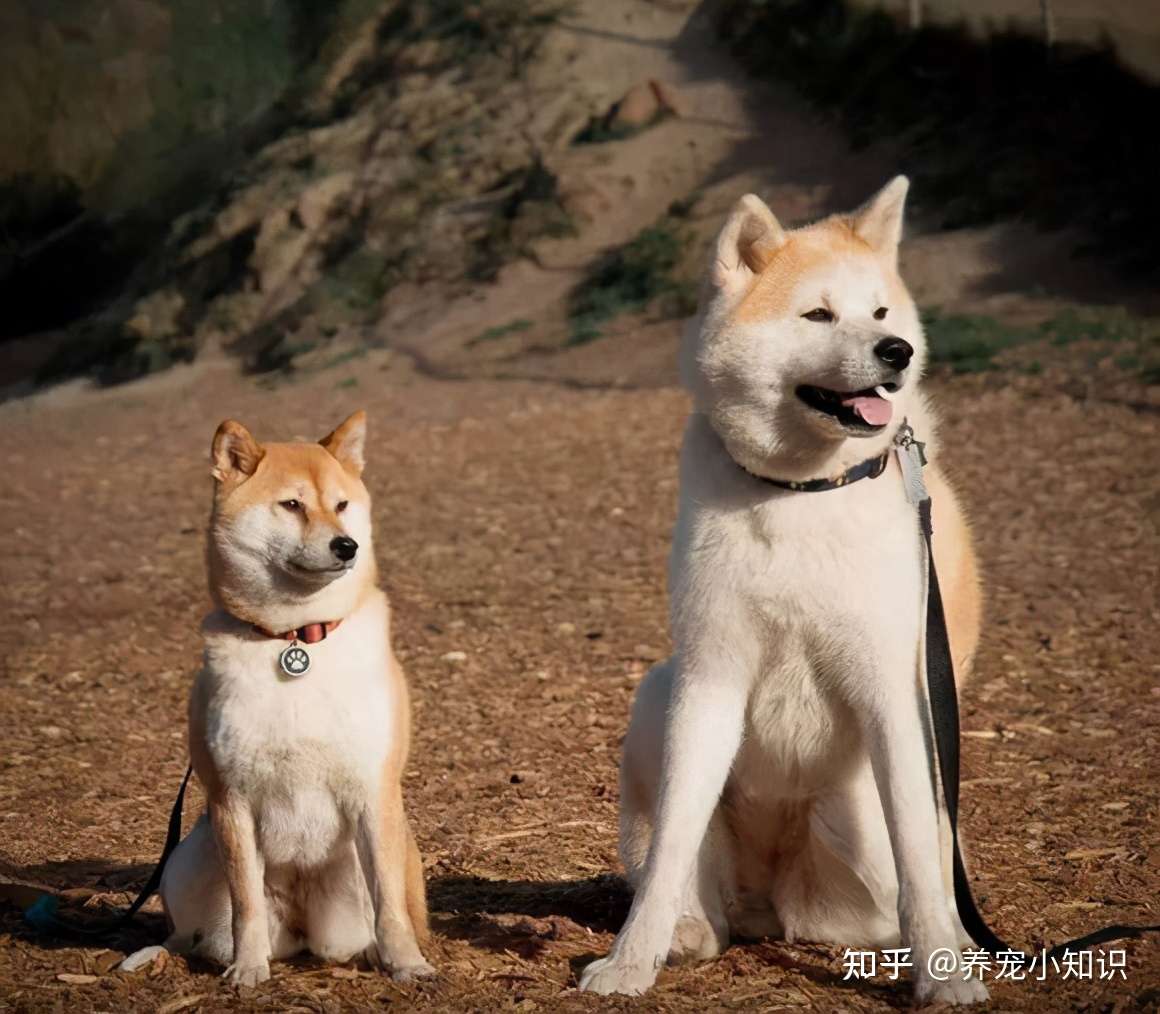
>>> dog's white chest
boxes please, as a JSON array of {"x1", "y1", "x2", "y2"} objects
[
  {"x1": 673, "y1": 426, "x2": 926, "y2": 794},
  {"x1": 200, "y1": 604, "x2": 394, "y2": 867}
]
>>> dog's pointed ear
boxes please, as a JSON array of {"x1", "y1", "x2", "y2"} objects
[
  {"x1": 320, "y1": 410, "x2": 367, "y2": 476},
  {"x1": 710, "y1": 193, "x2": 787, "y2": 295},
  {"x1": 211, "y1": 420, "x2": 264, "y2": 483},
  {"x1": 852, "y1": 176, "x2": 909, "y2": 263}
]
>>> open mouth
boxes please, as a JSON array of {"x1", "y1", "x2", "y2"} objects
[{"x1": 796, "y1": 382, "x2": 898, "y2": 433}]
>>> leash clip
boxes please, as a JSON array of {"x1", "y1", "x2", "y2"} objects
[
  {"x1": 894, "y1": 420, "x2": 929, "y2": 505},
  {"x1": 894, "y1": 421, "x2": 927, "y2": 465}
]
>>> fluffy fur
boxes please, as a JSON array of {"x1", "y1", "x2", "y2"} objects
[
  {"x1": 579, "y1": 179, "x2": 987, "y2": 1005},
  {"x1": 135, "y1": 412, "x2": 431, "y2": 985}
]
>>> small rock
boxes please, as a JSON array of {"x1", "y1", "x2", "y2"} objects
[
  {"x1": 609, "y1": 79, "x2": 685, "y2": 130},
  {"x1": 441, "y1": 651, "x2": 467, "y2": 664},
  {"x1": 610, "y1": 81, "x2": 658, "y2": 129}
]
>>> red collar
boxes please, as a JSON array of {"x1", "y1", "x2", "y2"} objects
[{"x1": 251, "y1": 619, "x2": 343, "y2": 644}]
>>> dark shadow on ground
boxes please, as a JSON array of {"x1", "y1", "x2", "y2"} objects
[
  {"x1": 0, "y1": 857, "x2": 166, "y2": 954},
  {"x1": 430, "y1": 873, "x2": 630, "y2": 937}
]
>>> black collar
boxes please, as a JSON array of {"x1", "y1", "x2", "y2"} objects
[{"x1": 743, "y1": 449, "x2": 890, "y2": 492}]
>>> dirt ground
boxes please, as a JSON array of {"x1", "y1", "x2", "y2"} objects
[
  {"x1": 2, "y1": 1, "x2": 1159, "y2": 1011},
  {"x1": 0, "y1": 337, "x2": 1158, "y2": 1013}
]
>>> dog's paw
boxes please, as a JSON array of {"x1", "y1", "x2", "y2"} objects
[
  {"x1": 391, "y1": 959, "x2": 436, "y2": 983},
  {"x1": 578, "y1": 953, "x2": 658, "y2": 996},
  {"x1": 222, "y1": 959, "x2": 270, "y2": 988},
  {"x1": 363, "y1": 942, "x2": 434, "y2": 982},
  {"x1": 120, "y1": 945, "x2": 167, "y2": 973},
  {"x1": 914, "y1": 972, "x2": 988, "y2": 1006}
]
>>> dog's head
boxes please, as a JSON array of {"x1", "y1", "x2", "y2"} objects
[
  {"x1": 682, "y1": 177, "x2": 924, "y2": 477},
  {"x1": 207, "y1": 411, "x2": 374, "y2": 626}
]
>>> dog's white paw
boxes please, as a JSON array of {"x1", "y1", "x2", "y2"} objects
[
  {"x1": 222, "y1": 959, "x2": 270, "y2": 987},
  {"x1": 391, "y1": 959, "x2": 436, "y2": 983},
  {"x1": 363, "y1": 941, "x2": 434, "y2": 982},
  {"x1": 578, "y1": 953, "x2": 658, "y2": 996},
  {"x1": 120, "y1": 945, "x2": 166, "y2": 973},
  {"x1": 915, "y1": 972, "x2": 988, "y2": 1006}
]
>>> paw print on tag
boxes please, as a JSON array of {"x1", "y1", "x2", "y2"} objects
[{"x1": 279, "y1": 645, "x2": 311, "y2": 677}]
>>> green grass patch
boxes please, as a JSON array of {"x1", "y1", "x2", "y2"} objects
[
  {"x1": 467, "y1": 318, "x2": 533, "y2": 347},
  {"x1": 317, "y1": 248, "x2": 398, "y2": 317},
  {"x1": 923, "y1": 311, "x2": 1033, "y2": 373},
  {"x1": 566, "y1": 217, "x2": 697, "y2": 344},
  {"x1": 924, "y1": 307, "x2": 1160, "y2": 379}
]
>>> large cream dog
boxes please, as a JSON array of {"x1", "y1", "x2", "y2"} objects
[
  {"x1": 155, "y1": 411, "x2": 431, "y2": 985},
  {"x1": 579, "y1": 179, "x2": 986, "y2": 1004}
]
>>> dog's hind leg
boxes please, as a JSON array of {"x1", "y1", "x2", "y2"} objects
[
  {"x1": 303, "y1": 845, "x2": 375, "y2": 963},
  {"x1": 159, "y1": 814, "x2": 234, "y2": 966},
  {"x1": 768, "y1": 764, "x2": 900, "y2": 949},
  {"x1": 158, "y1": 814, "x2": 301, "y2": 969},
  {"x1": 618, "y1": 658, "x2": 731, "y2": 966},
  {"x1": 305, "y1": 828, "x2": 428, "y2": 968}
]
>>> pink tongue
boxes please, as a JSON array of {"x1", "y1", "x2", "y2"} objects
[{"x1": 843, "y1": 394, "x2": 892, "y2": 426}]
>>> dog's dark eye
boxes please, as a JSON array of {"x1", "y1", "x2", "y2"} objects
[
  {"x1": 280, "y1": 499, "x2": 301, "y2": 512},
  {"x1": 335, "y1": 500, "x2": 349, "y2": 513},
  {"x1": 802, "y1": 308, "x2": 834, "y2": 323},
  {"x1": 874, "y1": 306, "x2": 888, "y2": 320}
]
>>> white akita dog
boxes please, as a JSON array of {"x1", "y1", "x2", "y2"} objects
[{"x1": 579, "y1": 178, "x2": 987, "y2": 1005}]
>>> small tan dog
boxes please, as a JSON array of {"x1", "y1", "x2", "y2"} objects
[{"x1": 144, "y1": 411, "x2": 431, "y2": 984}]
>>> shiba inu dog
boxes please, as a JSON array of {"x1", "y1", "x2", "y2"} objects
[
  {"x1": 579, "y1": 179, "x2": 987, "y2": 1004},
  {"x1": 146, "y1": 412, "x2": 431, "y2": 985}
]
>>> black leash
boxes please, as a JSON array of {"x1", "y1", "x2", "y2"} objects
[
  {"x1": 917, "y1": 494, "x2": 1160, "y2": 960},
  {"x1": 745, "y1": 426, "x2": 1159, "y2": 961},
  {"x1": 25, "y1": 765, "x2": 192, "y2": 937}
]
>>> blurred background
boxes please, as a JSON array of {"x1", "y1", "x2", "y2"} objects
[{"x1": 2, "y1": 0, "x2": 1159, "y2": 397}]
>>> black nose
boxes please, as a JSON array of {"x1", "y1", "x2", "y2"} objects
[
  {"x1": 874, "y1": 336, "x2": 914, "y2": 370},
  {"x1": 330, "y1": 536, "x2": 358, "y2": 562}
]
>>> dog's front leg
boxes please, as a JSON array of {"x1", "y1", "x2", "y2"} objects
[
  {"x1": 864, "y1": 668, "x2": 987, "y2": 1006},
  {"x1": 210, "y1": 794, "x2": 270, "y2": 986},
  {"x1": 580, "y1": 661, "x2": 747, "y2": 995},
  {"x1": 355, "y1": 787, "x2": 435, "y2": 982}
]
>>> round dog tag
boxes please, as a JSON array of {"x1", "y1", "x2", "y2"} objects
[{"x1": 279, "y1": 644, "x2": 311, "y2": 677}]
